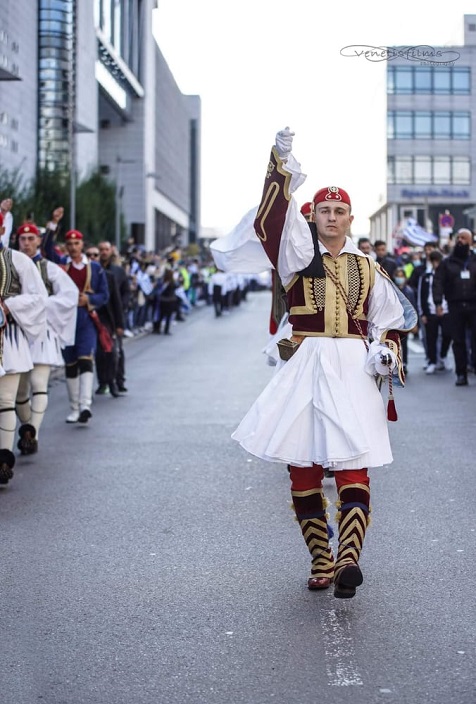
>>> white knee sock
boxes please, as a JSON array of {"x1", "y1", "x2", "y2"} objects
[
  {"x1": 0, "y1": 374, "x2": 21, "y2": 451},
  {"x1": 30, "y1": 365, "x2": 51, "y2": 439},
  {"x1": 15, "y1": 371, "x2": 31, "y2": 423}
]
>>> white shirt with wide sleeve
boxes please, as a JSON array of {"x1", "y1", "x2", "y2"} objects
[{"x1": 1, "y1": 250, "x2": 48, "y2": 375}]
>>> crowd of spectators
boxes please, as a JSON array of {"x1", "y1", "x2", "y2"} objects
[{"x1": 357, "y1": 233, "x2": 476, "y2": 386}]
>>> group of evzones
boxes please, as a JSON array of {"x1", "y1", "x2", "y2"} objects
[{"x1": 0, "y1": 205, "x2": 109, "y2": 488}]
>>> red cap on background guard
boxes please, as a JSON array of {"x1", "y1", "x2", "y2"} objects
[
  {"x1": 17, "y1": 223, "x2": 40, "y2": 236},
  {"x1": 313, "y1": 186, "x2": 351, "y2": 208},
  {"x1": 0, "y1": 212, "x2": 3, "y2": 227},
  {"x1": 65, "y1": 229, "x2": 83, "y2": 241},
  {"x1": 300, "y1": 201, "x2": 313, "y2": 218}
]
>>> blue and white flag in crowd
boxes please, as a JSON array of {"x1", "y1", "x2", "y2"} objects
[{"x1": 400, "y1": 218, "x2": 438, "y2": 247}]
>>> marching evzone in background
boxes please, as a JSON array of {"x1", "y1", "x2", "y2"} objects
[
  {"x1": 42, "y1": 220, "x2": 109, "y2": 424},
  {"x1": 15, "y1": 224, "x2": 78, "y2": 453},
  {"x1": 229, "y1": 128, "x2": 416, "y2": 599},
  {"x1": 0, "y1": 241, "x2": 47, "y2": 485}
]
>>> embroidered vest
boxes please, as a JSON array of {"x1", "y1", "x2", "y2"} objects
[
  {"x1": 0, "y1": 248, "x2": 21, "y2": 299},
  {"x1": 287, "y1": 253, "x2": 376, "y2": 338},
  {"x1": 36, "y1": 258, "x2": 53, "y2": 296}
]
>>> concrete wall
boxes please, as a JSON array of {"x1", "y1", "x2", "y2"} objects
[{"x1": 0, "y1": 0, "x2": 38, "y2": 184}]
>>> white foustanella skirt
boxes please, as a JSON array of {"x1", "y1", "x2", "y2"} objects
[{"x1": 232, "y1": 336, "x2": 393, "y2": 470}]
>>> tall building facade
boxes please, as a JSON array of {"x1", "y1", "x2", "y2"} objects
[
  {"x1": 370, "y1": 14, "x2": 476, "y2": 248},
  {"x1": 0, "y1": 0, "x2": 200, "y2": 251}
]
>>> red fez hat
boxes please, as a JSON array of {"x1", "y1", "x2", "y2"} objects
[
  {"x1": 313, "y1": 186, "x2": 351, "y2": 208},
  {"x1": 65, "y1": 229, "x2": 83, "y2": 241},
  {"x1": 300, "y1": 201, "x2": 313, "y2": 217},
  {"x1": 17, "y1": 223, "x2": 40, "y2": 237}
]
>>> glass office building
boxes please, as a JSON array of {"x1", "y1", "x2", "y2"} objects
[{"x1": 370, "y1": 14, "x2": 476, "y2": 245}]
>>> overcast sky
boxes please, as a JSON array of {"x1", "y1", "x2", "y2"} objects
[{"x1": 153, "y1": 1, "x2": 474, "y2": 237}]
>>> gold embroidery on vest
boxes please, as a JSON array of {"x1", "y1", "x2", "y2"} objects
[
  {"x1": 0, "y1": 249, "x2": 20, "y2": 299},
  {"x1": 36, "y1": 259, "x2": 53, "y2": 296},
  {"x1": 312, "y1": 277, "x2": 326, "y2": 310},
  {"x1": 290, "y1": 253, "x2": 375, "y2": 338},
  {"x1": 324, "y1": 257, "x2": 342, "y2": 336},
  {"x1": 289, "y1": 276, "x2": 318, "y2": 315}
]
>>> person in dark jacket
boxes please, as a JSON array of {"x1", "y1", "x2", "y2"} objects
[
  {"x1": 98, "y1": 240, "x2": 130, "y2": 393},
  {"x1": 374, "y1": 240, "x2": 398, "y2": 279},
  {"x1": 86, "y1": 247, "x2": 125, "y2": 397},
  {"x1": 432, "y1": 228, "x2": 476, "y2": 386},
  {"x1": 393, "y1": 267, "x2": 417, "y2": 375},
  {"x1": 418, "y1": 251, "x2": 452, "y2": 374},
  {"x1": 153, "y1": 269, "x2": 179, "y2": 335}
]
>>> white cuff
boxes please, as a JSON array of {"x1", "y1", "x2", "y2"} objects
[{"x1": 365, "y1": 340, "x2": 396, "y2": 377}]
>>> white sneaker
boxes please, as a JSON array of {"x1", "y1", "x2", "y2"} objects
[
  {"x1": 436, "y1": 359, "x2": 447, "y2": 371},
  {"x1": 66, "y1": 410, "x2": 80, "y2": 423},
  {"x1": 425, "y1": 363, "x2": 436, "y2": 375}
]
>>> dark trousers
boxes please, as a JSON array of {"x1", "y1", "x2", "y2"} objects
[
  {"x1": 96, "y1": 338, "x2": 118, "y2": 385},
  {"x1": 448, "y1": 303, "x2": 476, "y2": 376},
  {"x1": 401, "y1": 335, "x2": 408, "y2": 367},
  {"x1": 115, "y1": 335, "x2": 126, "y2": 387},
  {"x1": 424, "y1": 314, "x2": 452, "y2": 365},
  {"x1": 213, "y1": 285, "x2": 223, "y2": 317},
  {"x1": 156, "y1": 301, "x2": 177, "y2": 333}
]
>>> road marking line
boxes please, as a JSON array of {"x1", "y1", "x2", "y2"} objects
[{"x1": 322, "y1": 607, "x2": 364, "y2": 686}]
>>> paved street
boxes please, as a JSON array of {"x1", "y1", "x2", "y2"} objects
[{"x1": 1, "y1": 292, "x2": 475, "y2": 704}]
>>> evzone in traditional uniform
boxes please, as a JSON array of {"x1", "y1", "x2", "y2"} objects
[
  {"x1": 42, "y1": 226, "x2": 109, "y2": 424},
  {"x1": 0, "y1": 239, "x2": 47, "y2": 484},
  {"x1": 15, "y1": 223, "x2": 78, "y2": 453},
  {"x1": 220, "y1": 129, "x2": 417, "y2": 598}
]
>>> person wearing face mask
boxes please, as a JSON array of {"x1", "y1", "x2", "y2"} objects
[
  {"x1": 418, "y1": 251, "x2": 452, "y2": 375},
  {"x1": 432, "y1": 228, "x2": 476, "y2": 386}
]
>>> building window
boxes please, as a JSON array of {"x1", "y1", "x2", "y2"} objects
[
  {"x1": 392, "y1": 111, "x2": 413, "y2": 138},
  {"x1": 38, "y1": 0, "x2": 75, "y2": 171},
  {"x1": 414, "y1": 156, "x2": 432, "y2": 184},
  {"x1": 414, "y1": 112, "x2": 431, "y2": 138},
  {"x1": 395, "y1": 156, "x2": 413, "y2": 184},
  {"x1": 394, "y1": 67, "x2": 412, "y2": 94},
  {"x1": 388, "y1": 111, "x2": 471, "y2": 139},
  {"x1": 453, "y1": 157, "x2": 471, "y2": 184},
  {"x1": 387, "y1": 66, "x2": 471, "y2": 94},
  {"x1": 433, "y1": 112, "x2": 451, "y2": 138},
  {"x1": 387, "y1": 155, "x2": 470, "y2": 185},
  {"x1": 433, "y1": 157, "x2": 451, "y2": 184}
]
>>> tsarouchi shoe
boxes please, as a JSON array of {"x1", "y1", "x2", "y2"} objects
[
  {"x1": 0, "y1": 449, "x2": 15, "y2": 485},
  {"x1": 308, "y1": 576, "x2": 332, "y2": 590},
  {"x1": 334, "y1": 564, "x2": 363, "y2": 599},
  {"x1": 78, "y1": 409, "x2": 92, "y2": 424},
  {"x1": 17, "y1": 424, "x2": 38, "y2": 455}
]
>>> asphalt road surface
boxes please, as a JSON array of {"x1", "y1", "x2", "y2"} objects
[{"x1": 1, "y1": 292, "x2": 475, "y2": 704}]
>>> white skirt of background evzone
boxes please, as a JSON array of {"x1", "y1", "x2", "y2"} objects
[
  {"x1": 262, "y1": 314, "x2": 293, "y2": 366},
  {"x1": 29, "y1": 326, "x2": 64, "y2": 367},
  {"x1": 232, "y1": 336, "x2": 393, "y2": 470},
  {"x1": 2, "y1": 319, "x2": 34, "y2": 374}
]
